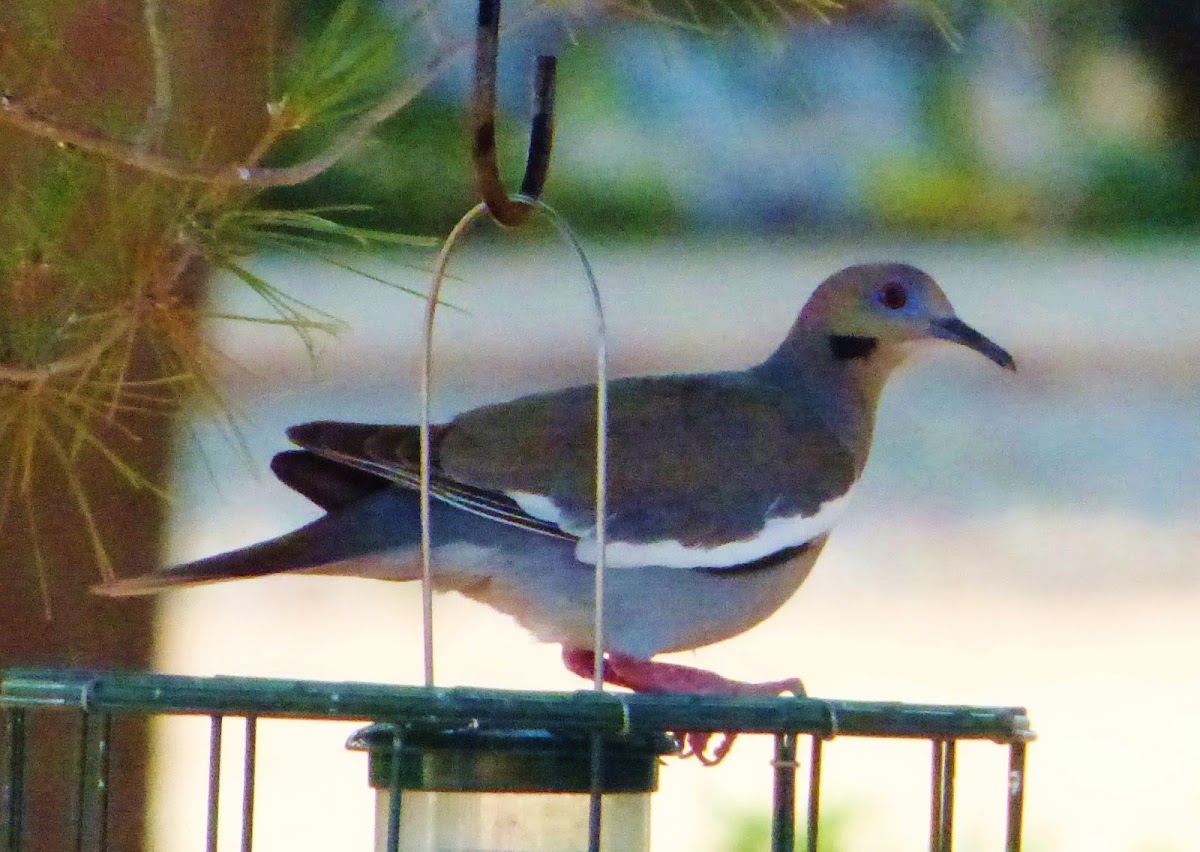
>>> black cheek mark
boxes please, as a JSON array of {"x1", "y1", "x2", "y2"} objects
[{"x1": 828, "y1": 335, "x2": 878, "y2": 361}]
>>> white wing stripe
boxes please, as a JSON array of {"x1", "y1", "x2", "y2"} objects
[
  {"x1": 574, "y1": 492, "x2": 852, "y2": 569},
  {"x1": 510, "y1": 491, "x2": 572, "y2": 528}
]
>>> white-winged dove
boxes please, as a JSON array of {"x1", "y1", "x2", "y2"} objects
[{"x1": 98, "y1": 263, "x2": 1013, "y2": 759}]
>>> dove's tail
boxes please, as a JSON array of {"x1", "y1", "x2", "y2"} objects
[
  {"x1": 94, "y1": 480, "x2": 427, "y2": 598},
  {"x1": 94, "y1": 538, "x2": 313, "y2": 596}
]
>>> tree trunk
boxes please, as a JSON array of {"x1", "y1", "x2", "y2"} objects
[
  {"x1": 0, "y1": 2, "x2": 279, "y2": 848},
  {"x1": 1, "y1": 392, "x2": 165, "y2": 850}
]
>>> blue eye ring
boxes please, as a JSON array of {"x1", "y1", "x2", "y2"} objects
[{"x1": 876, "y1": 281, "x2": 908, "y2": 310}]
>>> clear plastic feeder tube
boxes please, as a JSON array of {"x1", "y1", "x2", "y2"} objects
[{"x1": 349, "y1": 725, "x2": 674, "y2": 852}]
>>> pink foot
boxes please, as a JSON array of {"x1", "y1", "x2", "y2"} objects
[{"x1": 562, "y1": 647, "x2": 805, "y2": 765}]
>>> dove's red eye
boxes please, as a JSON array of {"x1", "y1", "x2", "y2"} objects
[{"x1": 878, "y1": 282, "x2": 908, "y2": 310}]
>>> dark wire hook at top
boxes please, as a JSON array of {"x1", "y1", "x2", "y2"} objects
[{"x1": 471, "y1": 0, "x2": 557, "y2": 227}]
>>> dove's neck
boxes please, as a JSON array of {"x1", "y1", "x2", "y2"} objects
[{"x1": 756, "y1": 328, "x2": 905, "y2": 465}]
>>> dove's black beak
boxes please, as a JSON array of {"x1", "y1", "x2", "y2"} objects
[{"x1": 930, "y1": 317, "x2": 1016, "y2": 371}]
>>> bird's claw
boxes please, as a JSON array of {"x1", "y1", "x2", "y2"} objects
[
  {"x1": 722, "y1": 675, "x2": 806, "y2": 700},
  {"x1": 676, "y1": 731, "x2": 738, "y2": 765},
  {"x1": 673, "y1": 677, "x2": 805, "y2": 766},
  {"x1": 768, "y1": 677, "x2": 807, "y2": 698}
]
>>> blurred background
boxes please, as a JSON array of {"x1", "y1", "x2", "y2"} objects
[
  {"x1": 4, "y1": 0, "x2": 1198, "y2": 849},
  {"x1": 270, "y1": 0, "x2": 1200, "y2": 240}
]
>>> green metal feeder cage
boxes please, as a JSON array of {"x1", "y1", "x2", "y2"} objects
[{"x1": 0, "y1": 668, "x2": 1033, "y2": 852}]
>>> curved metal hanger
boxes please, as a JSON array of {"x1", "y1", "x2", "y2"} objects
[{"x1": 470, "y1": 0, "x2": 557, "y2": 227}]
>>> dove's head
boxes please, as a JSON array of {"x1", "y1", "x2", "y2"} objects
[{"x1": 796, "y1": 263, "x2": 1015, "y2": 371}]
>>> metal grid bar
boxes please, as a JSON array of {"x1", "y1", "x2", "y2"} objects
[
  {"x1": 930, "y1": 741, "x2": 942, "y2": 849},
  {"x1": 930, "y1": 739, "x2": 958, "y2": 852},
  {"x1": 241, "y1": 716, "x2": 257, "y2": 852},
  {"x1": 942, "y1": 740, "x2": 957, "y2": 850},
  {"x1": 1, "y1": 670, "x2": 1031, "y2": 852},
  {"x1": 2, "y1": 708, "x2": 27, "y2": 852},
  {"x1": 770, "y1": 733, "x2": 799, "y2": 852},
  {"x1": 807, "y1": 736, "x2": 824, "y2": 852},
  {"x1": 384, "y1": 729, "x2": 402, "y2": 852},
  {"x1": 0, "y1": 670, "x2": 1033, "y2": 744},
  {"x1": 1006, "y1": 741, "x2": 1028, "y2": 852},
  {"x1": 207, "y1": 715, "x2": 223, "y2": 852},
  {"x1": 75, "y1": 712, "x2": 111, "y2": 852},
  {"x1": 74, "y1": 714, "x2": 88, "y2": 852},
  {"x1": 588, "y1": 735, "x2": 605, "y2": 852}
]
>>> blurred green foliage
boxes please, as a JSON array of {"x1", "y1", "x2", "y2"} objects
[
  {"x1": 1075, "y1": 148, "x2": 1200, "y2": 234},
  {"x1": 263, "y1": 39, "x2": 687, "y2": 238},
  {"x1": 719, "y1": 799, "x2": 857, "y2": 852},
  {"x1": 263, "y1": 0, "x2": 1200, "y2": 238}
]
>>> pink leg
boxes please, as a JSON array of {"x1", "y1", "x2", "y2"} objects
[{"x1": 561, "y1": 648, "x2": 805, "y2": 765}]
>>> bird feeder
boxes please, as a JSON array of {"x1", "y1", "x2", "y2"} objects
[{"x1": 348, "y1": 724, "x2": 674, "y2": 852}]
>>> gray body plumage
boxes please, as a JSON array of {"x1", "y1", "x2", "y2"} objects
[{"x1": 116, "y1": 375, "x2": 835, "y2": 658}]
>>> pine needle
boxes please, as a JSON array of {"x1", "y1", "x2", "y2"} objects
[{"x1": 39, "y1": 421, "x2": 117, "y2": 582}]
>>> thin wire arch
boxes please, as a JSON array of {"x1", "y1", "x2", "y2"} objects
[{"x1": 419, "y1": 198, "x2": 609, "y2": 692}]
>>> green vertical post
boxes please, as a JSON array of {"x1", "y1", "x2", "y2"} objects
[
  {"x1": 76, "y1": 712, "x2": 111, "y2": 852},
  {"x1": 930, "y1": 740, "x2": 956, "y2": 852},
  {"x1": 807, "y1": 737, "x2": 824, "y2": 852},
  {"x1": 588, "y1": 735, "x2": 604, "y2": 852},
  {"x1": 3, "y1": 709, "x2": 27, "y2": 852},
  {"x1": 771, "y1": 733, "x2": 799, "y2": 852},
  {"x1": 930, "y1": 740, "x2": 944, "y2": 852},
  {"x1": 241, "y1": 717, "x2": 258, "y2": 852},
  {"x1": 1005, "y1": 742, "x2": 1027, "y2": 852},
  {"x1": 384, "y1": 730, "x2": 402, "y2": 852},
  {"x1": 207, "y1": 716, "x2": 223, "y2": 852}
]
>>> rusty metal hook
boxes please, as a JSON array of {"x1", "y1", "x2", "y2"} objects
[{"x1": 470, "y1": 0, "x2": 556, "y2": 227}]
